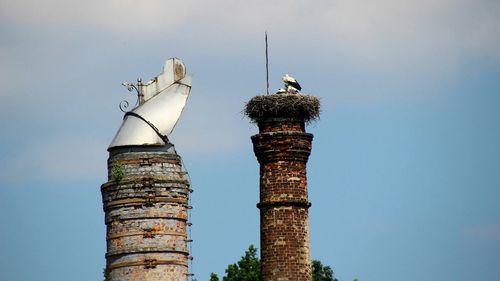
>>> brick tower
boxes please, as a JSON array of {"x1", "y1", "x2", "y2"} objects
[
  {"x1": 101, "y1": 146, "x2": 192, "y2": 280},
  {"x1": 245, "y1": 93, "x2": 320, "y2": 281},
  {"x1": 101, "y1": 58, "x2": 193, "y2": 281}
]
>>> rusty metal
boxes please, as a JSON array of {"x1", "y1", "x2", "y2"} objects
[
  {"x1": 107, "y1": 231, "x2": 186, "y2": 240},
  {"x1": 106, "y1": 259, "x2": 187, "y2": 271},
  {"x1": 140, "y1": 158, "x2": 152, "y2": 166},
  {"x1": 142, "y1": 177, "x2": 153, "y2": 187},
  {"x1": 103, "y1": 197, "x2": 187, "y2": 209},
  {"x1": 106, "y1": 249, "x2": 189, "y2": 258},
  {"x1": 105, "y1": 215, "x2": 188, "y2": 224},
  {"x1": 101, "y1": 179, "x2": 190, "y2": 190}
]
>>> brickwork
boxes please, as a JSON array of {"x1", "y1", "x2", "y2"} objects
[
  {"x1": 101, "y1": 147, "x2": 192, "y2": 281},
  {"x1": 252, "y1": 117, "x2": 314, "y2": 281}
]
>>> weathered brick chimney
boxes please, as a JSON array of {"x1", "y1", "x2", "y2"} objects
[
  {"x1": 245, "y1": 93, "x2": 320, "y2": 281},
  {"x1": 101, "y1": 58, "x2": 193, "y2": 281},
  {"x1": 101, "y1": 146, "x2": 192, "y2": 281}
]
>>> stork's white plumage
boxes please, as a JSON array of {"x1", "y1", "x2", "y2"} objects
[
  {"x1": 282, "y1": 74, "x2": 302, "y2": 93},
  {"x1": 276, "y1": 88, "x2": 287, "y2": 94}
]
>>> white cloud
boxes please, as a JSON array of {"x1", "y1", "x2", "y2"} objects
[
  {"x1": 0, "y1": 0, "x2": 196, "y2": 33},
  {"x1": 2, "y1": 0, "x2": 498, "y2": 108},
  {"x1": 2, "y1": 0, "x2": 498, "y2": 62},
  {"x1": 324, "y1": 0, "x2": 500, "y2": 62},
  {"x1": 0, "y1": 0, "x2": 499, "y2": 169}
]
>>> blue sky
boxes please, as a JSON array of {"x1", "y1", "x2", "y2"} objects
[{"x1": 1, "y1": 0, "x2": 499, "y2": 280}]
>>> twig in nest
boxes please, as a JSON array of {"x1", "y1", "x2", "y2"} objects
[{"x1": 244, "y1": 94, "x2": 320, "y2": 124}]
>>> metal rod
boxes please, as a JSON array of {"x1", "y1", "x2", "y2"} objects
[
  {"x1": 137, "y1": 78, "x2": 144, "y2": 104},
  {"x1": 265, "y1": 31, "x2": 269, "y2": 95}
]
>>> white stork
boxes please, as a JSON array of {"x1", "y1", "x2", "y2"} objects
[
  {"x1": 276, "y1": 88, "x2": 287, "y2": 94},
  {"x1": 282, "y1": 74, "x2": 302, "y2": 93}
]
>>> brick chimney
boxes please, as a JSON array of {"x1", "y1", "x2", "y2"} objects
[
  {"x1": 101, "y1": 146, "x2": 192, "y2": 281},
  {"x1": 245, "y1": 93, "x2": 320, "y2": 281},
  {"x1": 101, "y1": 58, "x2": 193, "y2": 281}
]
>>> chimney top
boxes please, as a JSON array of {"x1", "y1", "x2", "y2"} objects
[{"x1": 244, "y1": 93, "x2": 320, "y2": 124}]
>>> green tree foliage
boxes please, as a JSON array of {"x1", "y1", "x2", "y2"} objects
[
  {"x1": 312, "y1": 260, "x2": 338, "y2": 281},
  {"x1": 209, "y1": 272, "x2": 219, "y2": 281},
  {"x1": 209, "y1": 245, "x2": 352, "y2": 281},
  {"x1": 222, "y1": 245, "x2": 260, "y2": 281}
]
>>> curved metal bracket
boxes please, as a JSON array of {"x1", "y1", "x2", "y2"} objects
[{"x1": 120, "y1": 79, "x2": 143, "y2": 112}]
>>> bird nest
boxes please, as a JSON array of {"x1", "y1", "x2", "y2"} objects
[{"x1": 245, "y1": 94, "x2": 320, "y2": 124}]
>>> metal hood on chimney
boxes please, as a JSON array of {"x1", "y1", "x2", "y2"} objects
[{"x1": 109, "y1": 58, "x2": 192, "y2": 149}]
